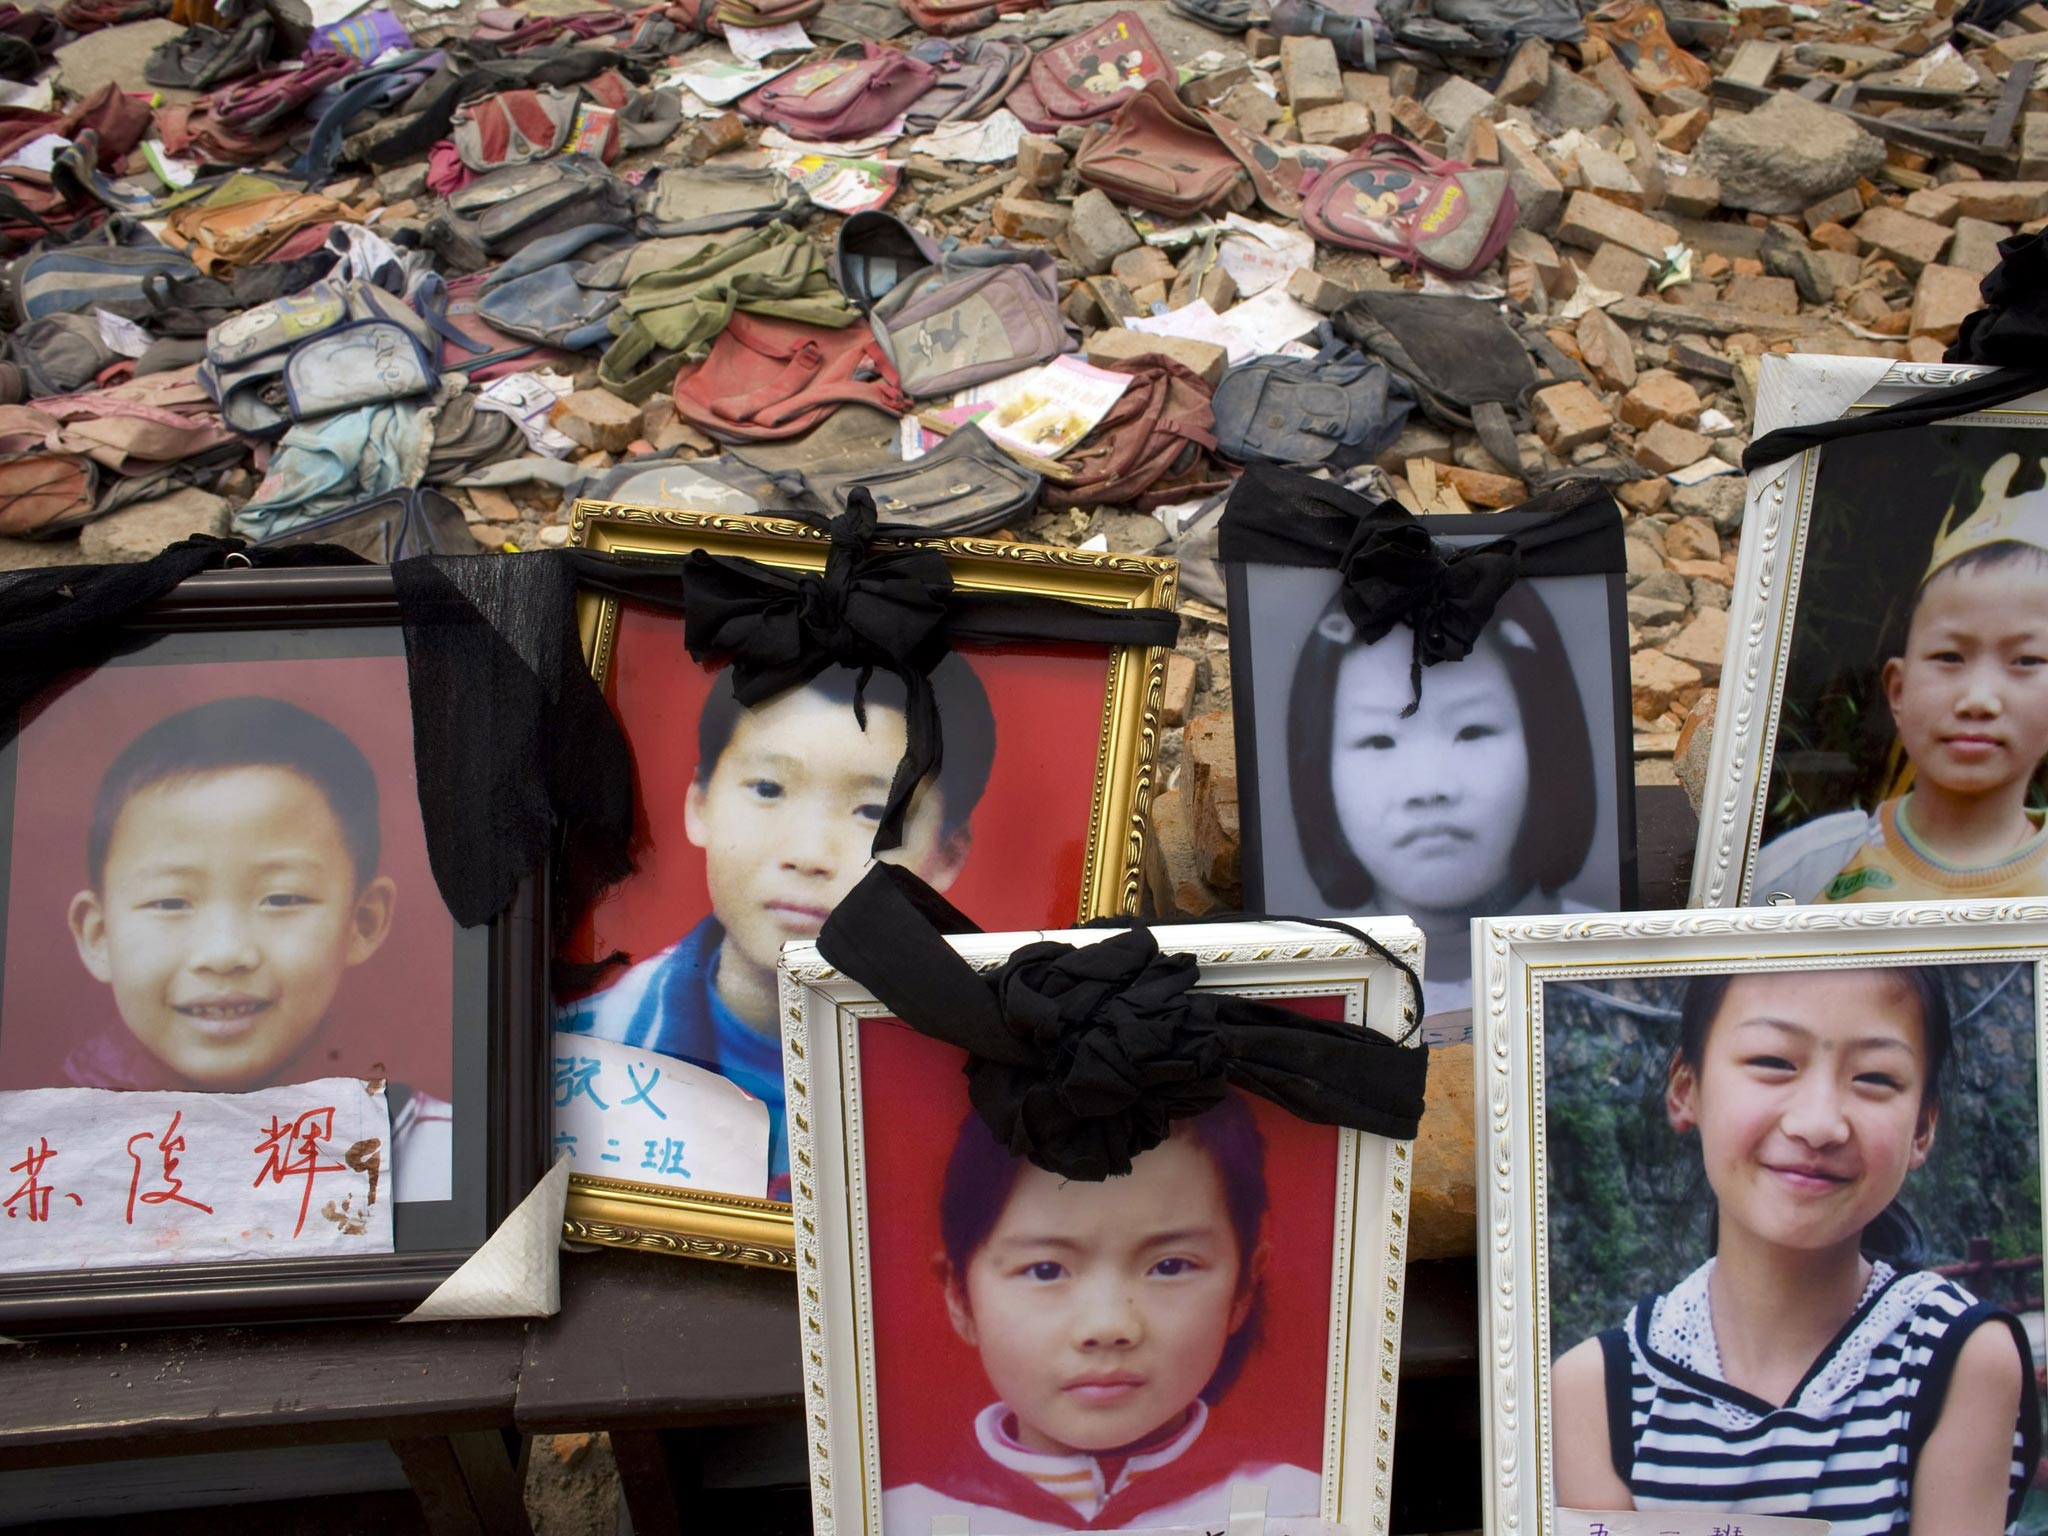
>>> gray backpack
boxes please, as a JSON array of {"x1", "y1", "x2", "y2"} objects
[
  {"x1": 1211, "y1": 325, "x2": 1412, "y2": 469},
  {"x1": 867, "y1": 248, "x2": 1071, "y2": 400}
]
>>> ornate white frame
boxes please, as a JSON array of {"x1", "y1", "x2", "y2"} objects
[
  {"x1": 1472, "y1": 901, "x2": 2048, "y2": 1536},
  {"x1": 1691, "y1": 357, "x2": 2048, "y2": 907},
  {"x1": 780, "y1": 918, "x2": 1426, "y2": 1536}
]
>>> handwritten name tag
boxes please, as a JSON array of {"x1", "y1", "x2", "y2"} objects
[
  {"x1": 1557, "y1": 1512, "x2": 1829, "y2": 1535},
  {"x1": 551, "y1": 1032, "x2": 769, "y2": 1198},
  {"x1": 0, "y1": 1078, "x2": 394, "y2": 1273}
]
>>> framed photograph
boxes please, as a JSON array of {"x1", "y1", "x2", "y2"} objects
[
  {"x1": 1474, "y1": 903, "x2": 2048, "y2": 1536},
  {"x1": 1693, "y1": 357, "x2": 2048, "y2": 908},
  {"x1": 1226, "y1": 487, "x2": 1635, "y2": 1026},
  {"x1": 0, "y1": 567, "x2": 546, "y2": 1332},
  {"x1": 782, "y1": 916, "x2": 1423, "y2": 1536},
  {"x1": 556, "y1": 503, "x2": 1177, "y2": 1269}
]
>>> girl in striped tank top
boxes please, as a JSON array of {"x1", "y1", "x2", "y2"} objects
[{"x1": 1551, "y1": 966, "x2": 2040, "y2": 1534}]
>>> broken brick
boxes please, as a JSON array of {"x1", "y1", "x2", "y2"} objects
[
  {"x1": 1533, "y1": 380, "x2": 1615, "y2": 451},
  {"x1": 551, "y1": 389, "x2": 641, "y2": 454},
  {"x1": 1621, "y1": 368, "x2": 1705, "y2": 430},
  {"x1": 1280, "y1": 35, "x2": 1345, "y2": 114},
  {"x1": 1557, "y1": 191, "x2": 1680, "y2": 258},
  {"x1": 1908, "y1": 263, "x2": 1985, "y2": 344},
  {"x1": 1636, "y1": 420, "x2": 1715, "y2": 474}
]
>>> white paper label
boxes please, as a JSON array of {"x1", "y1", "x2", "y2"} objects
[
  {"x1": 95, "y1": 308, "x2": 153, "y2": 359},
  {"x1": 1556, "y1": 1514, "x2": 1829, "y2": 1535},
  {"x1": 724, "y1": 20, "x2": 812, "y2": 62},
  {"x1": 0, "y1": 1078, "x2": 394, "y2": 1274},
  {"x1": 550, "y1": 1032, "x2": 769, "y2": 1198},
  {"x1": 1, "y1": 132, "x2": 68, "y2": 173}
]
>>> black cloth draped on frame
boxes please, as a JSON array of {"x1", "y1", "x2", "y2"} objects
[
  {"x1": 815, "y1": 863, "x2": 1430, "y2": 1182},
  {"x1": 0, "y1": 495, "x2": 1179, "y2": 938}
]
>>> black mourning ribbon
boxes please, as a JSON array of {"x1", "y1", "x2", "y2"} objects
[
  {"x1": 1339, "y1": 511, "x2": 1519, "y2": 717},
  {"x1": 676, "y1": 491, "x2": 949, "y2": 853},
  {"x1": 816, "y1": 863, "x2": 1430, "y2": 1182}
]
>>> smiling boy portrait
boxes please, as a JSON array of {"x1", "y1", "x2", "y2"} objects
[
  {"x1": 45, "y1": 693, "x2": 451, "y2": 1203},
  {"x1": 559, "y1": 658, "x2": 996, "y2": 1200},
  {"x1": 1545, "y1": 964, "x2": 2043, "y2": 1535}
]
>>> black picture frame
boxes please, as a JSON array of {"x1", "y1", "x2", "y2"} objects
[
  {"x1": 1225, "y1": 495, "x2": 1638, "y2": 1026},
  {"x1": 0, "y1": 567, "x2": 547, "y2": 1334}
]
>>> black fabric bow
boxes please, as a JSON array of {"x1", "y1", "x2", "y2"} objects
[
  {"x1": 816, "y1": 863, "x2": 1430, "y2": 1182},
  {"x1": 676, "y1": 492, "x2": 951, "y2": 852},
  {"x1": 1339, "y1": 514, "x2": 1519, "y2": 716}
]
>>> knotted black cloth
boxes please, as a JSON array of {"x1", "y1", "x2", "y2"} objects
[
  {"x1": 1219, "y1": 462, "x2": 1622, "y2": 710},
  {"x1": 1742, "y1": 230, "x2": 2048, "y2": 472},
  {"x1": 816, "y1": 863, "x2": 1430, "y2": 1182},
  {"x1": 565, "y1": 490, "x2": 1182, "y2": 855},
  {"x1": 0, "y1": 536, "x2": 636, "y2": 938}
]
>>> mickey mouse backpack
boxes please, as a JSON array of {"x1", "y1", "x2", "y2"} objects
[{"x1": 1300, "y1": 134, "x2": 1516, "y2": 279}]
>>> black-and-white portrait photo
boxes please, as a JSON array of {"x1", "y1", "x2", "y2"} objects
[{"x1": 1226, "y1": 484, "x2": 1632, "y2": 1023}]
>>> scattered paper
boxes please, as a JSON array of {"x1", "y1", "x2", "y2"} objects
[
  {"x1": 401, "y1": 1155, "x2": 570, "y2": 1322},
  {"x1": 760, "y1": 118, "x2": 905, "y2": 157},
  {"x1": 941, "y1": 356, "x2": 1134, "y2": 460},
  {"x1": 568, "y1": 102, "x2": 616, "y2": 158},
  {"x1": 142, "y1": 139, "x2": 198, "y2": 189},
  {"x1": 1, "y1": 133, "x2": 68, "y2": 173},
  {"x1": 1669, "y1": 455, "x2": 1739, "y2": 484},
  {"x1": 0, "y1": 1078, "x2": 393, "y2": 1275},
  {"x1": 676, "y1": 57, "x2": 797, "y2": 105},
  {"x1": 406, "y1": 0, "x2": 460, "y2": 11},
  {"x1": 724, "y1": 19, "x2": 812, "y2": 62},
  {"x1": 0, "y1": 74, "x2": 55, "y2": 111},
  {"x1": 476, "y1": 370, "x2": 577, "y2": 456},
  {"x1": 911, "y1": 108, "x2": 1025, "y2": 164},
  {"x1": 1217, "y1": 213, "x2": 1314, "y2": 297},
  {"x1": 94, "y1": 308, "x2": 153, "y2": 358},
  {"x1": 551, "y1": 1033, "x2": 769, "y2": 1198},
  {"x1": 1126, "y1": 293, "x2": 1320, "y2": 366},
  {"x1": 1697, "y1": 407, "x2": 1738, "y2": 436},
  {"x1": 302, "y1": 0, "x2": 373, "y2": 28}
]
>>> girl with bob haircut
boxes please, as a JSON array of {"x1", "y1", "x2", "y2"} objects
[
  {"x1": 881, "y1": 1091, "x2": 1321, "y2": 1533},
  {"x1": 1287, "y1": 579, "x2": 1599, "y2": 1015},
  {"x1": 1552, "y1": 965, "x2": 2039, "y2": 1534}
]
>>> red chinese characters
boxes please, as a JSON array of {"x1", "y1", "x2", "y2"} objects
[{"x1": 252, "y1": 1107, "x2": 343, "y2": 1239}]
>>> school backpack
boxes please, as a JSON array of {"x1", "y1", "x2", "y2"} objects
[
  {"x1": 638, "y1": 165, "x2": 811, "y2": 237},
  {"x1": 1300, "y1": 134, "x2": 1516, "y2": 280},
  {"x1": 1074, "y1": 79, "x2": 1249, "y2": 219},
  {"x1": 252, "y1": 486, "x2": 477, "y2": 559},
  {"x1": 431, "y1": 155, "x2": 637, "y2": 268},
  {"x1": 1211, "y1": 324, "x2": 1413, "y2": 469},
  {"x1": 210, "y1": 48, "x2": 363, "y2": 135},
  {"x1": 0, "y1": 449, "x2": 96, "y2": 534},
  {"x1": 903, "y1": 36, "x2": 1030, "y2": 131},
  {"x1": 669, "y1": 310, "x2": 909, "y2": 442},
  {"x1": 901, "y1": 0, "x2": 1042, "y2": 40},
  {"x1": 806, "y1": 420, "x2": 1041, "y2": 534},
  {"x1": 1007, "y1": 10, "x2": 1173, "y2": 133},
  {"x1": 474, "y1": 223, "x2": 633, "y2": 349},
  {"x1": 866, "y1": 248, "x2": 1070, "y2": 400},
  {"x1": 1043, "y1": 354, "x2": 1223, "y2": 512},
  {"x1": 1334, "y1": 290, "x2": 1536, "y2": 474},
  {"x1": 0, "y1": 231, "x2": 200, "y2": 327},
  {"x1": 737, "y1": 43, "x2": 935, "y2": 142}
]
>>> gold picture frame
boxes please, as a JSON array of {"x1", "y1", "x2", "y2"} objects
[{"x1": 559, "y1": 502, "x2": 1178, "y2": 1269}]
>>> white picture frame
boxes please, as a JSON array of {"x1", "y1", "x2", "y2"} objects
[
  {"x1": 781, "y1": 918, "x2": 1425, "y2": 1536},
  {"x1": 1691, "y1": 356, "x2": 2048, "y2": 908},
  {"x1": 1472, "y1": 902, "x2": 2048, "y2": 1536}
]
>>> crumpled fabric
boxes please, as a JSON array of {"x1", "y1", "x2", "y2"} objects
[
  {"x1": 0, "y1": 365, "x2": 237, "y2": 471},
  {"x1": 166, "y1": 184, "x2": 369, "y2": 277},
  {"x1": 599, "y1": 220, "x2": 856, "y2": 401},
  {"x1": 815, "y1": 862, "x2": 1430, "y2": 1182},
  {"x1": 233, "y1": 397, "x2": 432, "y2": 539},
  {"x1": 1337, "y1": 512, "x2": 1519, "y2": 716}
]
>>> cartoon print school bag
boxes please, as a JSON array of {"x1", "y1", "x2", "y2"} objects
[
  {"x1": 1007, "y1": 9, "x2": 1173, "y2": 132},
  {"x1": 1300, "y1": 134, "x2": 1516, "y2": 280}
]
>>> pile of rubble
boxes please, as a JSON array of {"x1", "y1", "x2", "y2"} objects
[{"x1": 0, "y1": 0, "x2": 2041, "y2": 920}]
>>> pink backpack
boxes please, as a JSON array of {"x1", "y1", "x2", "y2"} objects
[
  {"x1": 737, "y1": 43, "x2": 935, "y2": 141},
  {"x1": 1007, "y1": 9, "x2": 1172, "y2": 132},
  {"x1": 1299, "y1": 134, "x2": 1517, "y2": 279}
]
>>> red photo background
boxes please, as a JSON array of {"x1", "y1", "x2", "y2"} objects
[
  {"x1": 0, "y1": 656, "x2": 455, "y2": 1101},
  {"x1": 859, "y1": 1009, "x2": 1339, "y2": 1499},
  {"x1": 563, "y1": 601, "x2": 1119, "y2": 982}
]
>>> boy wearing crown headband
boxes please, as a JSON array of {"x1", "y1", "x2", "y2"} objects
[{"x1": 1755, "y1": 452, "x2": 2048, "y2": 904}]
